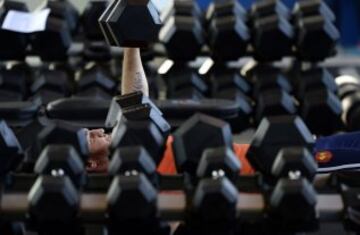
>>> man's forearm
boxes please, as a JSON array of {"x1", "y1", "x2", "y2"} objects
[{"x1": 121, "y1": 48, "x2": 149, "y2": 96}]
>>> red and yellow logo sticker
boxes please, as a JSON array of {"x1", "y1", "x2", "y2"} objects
[{"x1": 315, "y1": 151, "x2": 333, "y2": 163}]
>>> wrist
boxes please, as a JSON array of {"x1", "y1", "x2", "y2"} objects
[{"x1": 124, "y1": 47, "x2": 140, "y2": 54}]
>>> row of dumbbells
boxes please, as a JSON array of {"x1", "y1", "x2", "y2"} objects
[
  {"x1": 0, "y1": 64, "x2": 120, "y2": 104},
  {"x1": 2, "y1": 62, "x2": 360, "y2": 136},
  {"x1": 159, "y1": 0, "x2": 339, "y2": 62},
  {"x1": 164, "y1": 64, "x2": 360, "y2": 136},
  {"x1": 1, "y1": 109, "x2": 360, "y2": 234},
  {"x1": 0, "y1": 62, "x2": 333, "y2": 135},
  {"x1": 0, "y1": 0, "x2": 80, "y2": 61},
  {"x1": 0, "y1": 0, "x2": 126, "y2": 63},
  {"x1": 0, "y1": 0, "x2": 340, "y2": 64}
]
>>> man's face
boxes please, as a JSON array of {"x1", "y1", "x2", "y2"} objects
[{"x1": 86, "y1": 129, "x2": 111, "y2": 173}]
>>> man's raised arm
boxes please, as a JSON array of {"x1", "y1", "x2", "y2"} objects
[{"x1": 121, "y1": 48, "x2": 149, "y2": 96}]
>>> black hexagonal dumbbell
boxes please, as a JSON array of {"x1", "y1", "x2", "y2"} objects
[
  {"x1": 106, "y1": 91, "x2": 170, "y2": 138},
  {"x1": 300, "y1": 88, "x2": 343, "y2": 136},
  {"x1": 26, "y1": 1, "x2": 75, "y2": 62},
  {"x1": 295, "y1": 67, "x2": 338, "y2": 100},
  {"x1": 192, "y1": 148, "x2": 240, "y2": 224},
  {"x1": 158, "y1": 0, "x2": 203, "y2": 61},
  {"x1": 47, "y1": 0, "x2": 79, "y2": 35},
  {"x1": 0, "y1": 119, "x2": 24, "y2": 176},
  {"x1": 293, "y1": 0, "x2": 335, "y2": 24},
  {"x1": 107, "y1": 174, "x2": 156, "y2": 221},
  {"x1": 34, "y1": 144, "x2": 86, "y2": 187},
  {"x1": 30, "y1": 16, "x2": 72, "y2": 61},
  {"x1": 271, "y1": 146, "x2": 318, "y2": 182},
  {"x1": 122, "y1": 104, "x2": 171, "y2": 139},
  {"x1": 252, "y1": 14, "x2": 294, "y2": 61},
  {"x1": 165, "y1": 67, "x2": 208, "y2": 100},
  {"x1": 269, "y1": 146, "x2": 318, "y2": 231},
  {"x1": 250, "y1": 0, "x2": 290, "y2": 21},
  {"x1": 105, "y1": 91, "x2": 162, "y2": 130},
  {"x1": 206, "y1": 0, "x2": 250, "y2": 61},
  {"x1": 172, "y1": 113, "x2": 233, "y2": 176},
  {"x1": 214, "y1": 89, "x2": 253, "y2": 133},
  {"x1": 110, "y1": 118, "x2": 166, "y2": 165},
  {"x1": 106, "y1": 146, "x2": 168, "y2": 234},
  {"x1": 197, "y1": 147, "x2": 241, "y2": 183},
  {"x1": 36, "y1": 121, "x2": 90, "y2": 162},
  {"x1": 106, "y1": 174, "x2": 159, "y2": 232},
  {"x1": 294, "y1": 0, "x2": 339, "y2": 62},
  {"x1": 108, "y1": 146, "x2": 158, "y2": 186},
  {"x1": 76, "y1": 64, "x2": 117, "y2": 100},
  {"x1": 106, "y1": 91, "x2": 162, "y2": 119},
  {"x1": 206, "y1": 0, "x2": 247, "y2": 23},
  {"x1": 210, "y1": 68, "x2": 251, "y2": 96},
  {"x1": 82, "y1": 40, "x2": 113, "y2": 63},
  {"x1": 193, "y1": 173, "x2": 238, "y2": 224},
  {"x1": 82, "y1": 0, "x2": 108, "y2": 40},
  {"x1": 269, "y1": 176, "x2": 318, "y2": 231},
  {"x1": 99, "y1": 0, "x2": 162, "y2": 48},
  {"x1": 30, "y1": 69, "x2": 72, "y2": 105},
  {"x1": 0, "y1": 67, "x2": 28, "y2": 101},
  {"x1": 0, "y1": 2, "x2": 28, "y2": 61},
  {"x1": 209, "y1": 68, "x2": 253, "y2": 132},
  {"x1": 161, "y1": 0, "x2": 202, "y2": 23},
  {"x1": 246, "y1": 115, "x2": 315, "y2": 179},
  {"x1": 27, "y1": 133, "x2": 85, "y2": 230},
  {"x1": 255, "y1": 88, "x2": 297, "y2": 124},
  {"x1": 251, "y1": 66, "x2": 292, "y2": 98},
  {"x1": 246, "y1": 0, "x2": 293, "y2": 61},
  {"x1": 293, "y1": 67, "x2": 343, "y2": 135},
  {"x1": 159, "y1": 14, "x2": 204, "y2": 61},
  {"x1": 28, "y1": 175, "x2": 80, "y2": 225}
]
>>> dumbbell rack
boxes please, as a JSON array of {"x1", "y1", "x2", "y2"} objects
[
  {"x1": 0, "y1": 173, "x2": 352, "y2": 224},
  {"x1": 0, "y1": 191, "x2": 344, "y2": 223}
]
